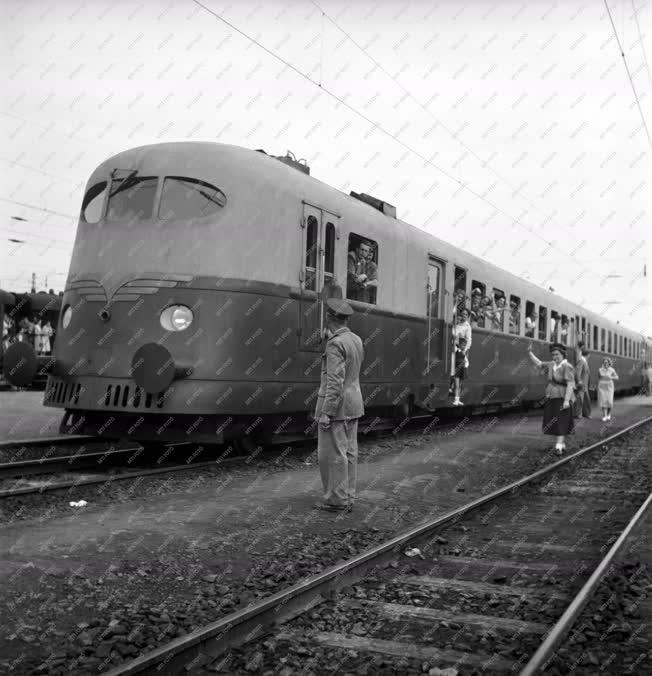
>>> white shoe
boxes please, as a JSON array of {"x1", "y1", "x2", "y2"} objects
[
  {"x1": 453, "y1": 399, "x2": 463, "y2": 406},
  {"x1": 601, "y1": 416, "x2": 607, "y2": 421},
  {"x1": 607, "y1": 415, "x2": 612, "y2": 421}
]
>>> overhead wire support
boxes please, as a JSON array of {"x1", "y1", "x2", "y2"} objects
[
  {"x1": 604, "y1": 0, "x2": 652, "y2": 149},
  {"x1": 190, "y1": 0, "x2": 596, "y2": 271}
]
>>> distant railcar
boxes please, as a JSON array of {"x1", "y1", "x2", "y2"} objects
[{"x1": 6, "y1": 143, "x2": 648, "y2": 444}]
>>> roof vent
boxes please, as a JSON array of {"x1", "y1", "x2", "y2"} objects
[
  {"x1": 256, "y1": 149, "x2": 310, "y2": 175},
  {"x1": 350, "y1": 191, "x2": 396, "y2": 218}
]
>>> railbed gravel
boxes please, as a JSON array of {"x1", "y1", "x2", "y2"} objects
[{"x1": 0, "y1": 411, "x2": 648, "y2": 674}]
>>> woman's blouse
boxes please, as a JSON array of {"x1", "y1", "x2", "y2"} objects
[
  {"x1": 539, "y1": 359, "x2": 575, "y2": 400},
  {"x1": 598, "y1": 367, "x2": 617, "y2": 381},
  {"x1": 452, "y1": 321, "x2": 472, "y2": 351}
]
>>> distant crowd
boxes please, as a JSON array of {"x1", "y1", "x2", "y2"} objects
[{"x1": 2, "y1": 315, "x2": 53, "y2": 355}]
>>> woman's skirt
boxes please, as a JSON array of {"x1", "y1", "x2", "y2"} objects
[
  {"x1": 597, "y1": 380, "x2": 614, "y2": 408},
  {"x1": 542, "y1": 398, "x2": 574, "y2": 436}
]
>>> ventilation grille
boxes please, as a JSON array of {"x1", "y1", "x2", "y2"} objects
[
  {"x1": 46, "y1": 378, "x2": 166, "y2": 410},
  {"x1": 102, "y1": 383, "x2": 165, "y2": 409},
  {"x1": 47, "y1": 380, "x2": 83, "y2": 405}
]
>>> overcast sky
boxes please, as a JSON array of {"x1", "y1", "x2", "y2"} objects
[{"x1": 1, "y1": 0, "x2": 651, "y2": 335}]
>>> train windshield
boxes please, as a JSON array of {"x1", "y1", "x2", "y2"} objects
[
  {"x1": 159, "y1": 176, "x2": 227, "y2": 220},
  {"x1": 81, "y1": 181, "x2": 108, "y2": 223},
  {"x1": 106, "y1": 176, "x2": 158, "y2": 221}
]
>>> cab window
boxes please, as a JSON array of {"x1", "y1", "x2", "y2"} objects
[
  {"x1": 81, "y1": 181, "x2": 107, "y2": 223},
  {"x1": 159, "y1": 176, "x2": 227, "y2": 220},
  {"x1": 107, "y1": 176, "x2": 158, "y2": 222}
]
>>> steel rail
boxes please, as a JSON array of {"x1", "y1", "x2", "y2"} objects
[
  {"x1": 0, "y1": 434, "x2": 95, "y2": 449},
  {"x1": 106, "y1": 414, "x2": 652, "y2": 676},
  {"x1": 521, "y1": 489, "x2": 652, "y2": 675},
  {"x1": 0, "y1": 445, "x2": 144, "y2": 479}
]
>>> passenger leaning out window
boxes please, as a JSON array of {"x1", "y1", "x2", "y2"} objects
[{"x1": 347, "y1": 240, "x2": 378, "y2": 304}]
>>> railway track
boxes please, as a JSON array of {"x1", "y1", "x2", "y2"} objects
[
  {"x1": 0, "y1": 412, "x2": 504, "y2": 500},
  {"x1": 104, "y1": 415, "x2": 652, "y2": 675}
]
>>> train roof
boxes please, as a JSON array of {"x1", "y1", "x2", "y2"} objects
[{"x1": 88, "y1": 142, "x2": 647, "y2": 342}]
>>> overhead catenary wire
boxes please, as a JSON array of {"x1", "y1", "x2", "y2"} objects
[
  {"x1": 630, "y1": 0, "x2": 652, "y2": 91},
  {"x1": 604, "y1": 0, "x2": 652, "y2": 148},
  {"x1": 0, "y1": 197, "x2": 76, "y2": 220},
  {"x1": 190, "y1": 0, "x2": 601, "y2": 274},
  {"x1": 308, "y1": 0, "x2": 586, "y2": 246}
]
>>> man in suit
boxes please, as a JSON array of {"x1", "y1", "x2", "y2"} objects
[
  {"x1": 574, "y1": 344, "x2": 591, "y2": 419},
  {"x1": 315, "y1": 298, "x2": 365, "y2": 512}
]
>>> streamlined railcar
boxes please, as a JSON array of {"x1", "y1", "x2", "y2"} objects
[{"x1": 5, "y1": 142, "x2": 649, "y2": 445}]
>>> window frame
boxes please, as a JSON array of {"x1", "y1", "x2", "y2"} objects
[
  {"x1": 470, "y1": 280, "x2": 487, "y2": 329},
  {"x1": 525, "y1": 300, "x2": 537, "y2": 339},
  {"x1": 106, "y1": 175, "x2": 159, "y2": 223},
  {"x1": 538, "y1": 305, "x2": 548, "y2": 341},
  {"x1": 509, "y1": 294, "x2": 521, "y2": 335},
  {"x1": 346, "y1": 233, "x2": 379, "y2": 306},
  {"x1": 491, "y1": 288, "x2": 507, "y2": 332}
]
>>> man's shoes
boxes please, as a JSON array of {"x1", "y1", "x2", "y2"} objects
[{"x1": 315, "y1": 502, "x2": 347, "y2": 512}]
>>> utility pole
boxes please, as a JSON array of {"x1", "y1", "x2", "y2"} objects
[{"x1": 30, "y1": 272, "x2": 36, "y2": 293}]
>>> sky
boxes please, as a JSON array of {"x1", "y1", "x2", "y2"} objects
[{"x1": 1, "y1": 0, "x2": 651, "y2": 335}]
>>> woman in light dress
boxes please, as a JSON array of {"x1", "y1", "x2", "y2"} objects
[
  {"x1": 597, "y1": 357, "x2": 619, "y2": 421},
  {"x1": 527, "y1": 342, "x2": 575, "y2": 455}
]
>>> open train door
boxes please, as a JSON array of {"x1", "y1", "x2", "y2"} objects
[
  {"x1": 298, "y1": 202, "x2": 339, "y2": 352},
  {"x1": 422, "y1": 257, "x2": 447, "y2": 409}
]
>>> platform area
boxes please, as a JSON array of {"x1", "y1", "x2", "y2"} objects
[{"x1": 0, "y1": 390, "x2": 62, "y2": 441}]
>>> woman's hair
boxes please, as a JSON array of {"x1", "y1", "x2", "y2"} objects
[{"x1": 549, "y1": 342, "x2": 566, "y2": 357}]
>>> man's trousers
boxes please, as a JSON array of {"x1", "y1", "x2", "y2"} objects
[{"x1": 317, "y1": 419, "x2": 358, "y2": 507}]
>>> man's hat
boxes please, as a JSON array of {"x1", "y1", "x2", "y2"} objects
[{"x1": 325, "y1": 298, "x2": 353, "y2": 318}]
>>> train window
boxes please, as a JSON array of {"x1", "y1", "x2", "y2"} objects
[
  {"x1": 525, "y1": 300, "x2": 536, "y2": 338},
  {"x1": 538, "y1": 306, "x2": 547, "y2": 341},
  {"x1": 594, "y1": 325, "x2": 599, "y2": 349},
  {"x1": 81, "y1": 181, "x2": 107, "y2": 223},
  {"x1": 560, "y1": 314, "x2": 569, "y2": 344},
  {"x1": 107, "y1": 176, "x2": 158, "y2": 222},
  {"x1": 509, "y1": 295, "x2": 521, "y2": 335},
  {"x1": 550, "y1": 310, "x2": 560, "y2": 342},
  {"x1": 159, "y1": 176, "x2": 227, "y2": 220},
  {"x1": 470, "y1": 280, "x2": 487, "y2": 328},
  {"x1": 347, "y1": 234, "x2": 378, "y2": 305},
  {"x1": 324, "y1": 222, "x2": 335, "y2": 280},
  {"x1": 581, "y1": 317, "x2": 586, "y2": 344},
  {"x1": 492, "y1": 288, "x2": 506, "y2": 332},
  {"x1": 600, "y1": 328, "x2": 606, "y2": 352},
  {"x1": 427, "y1": 259, "x2": 442, "y2": 318},
  {"x1": 453, "y1": 267, "x2": 467, "y2": 316},
  {"x1": 607, "y1": 331, "x2": 612, "y2": 353},
  {"x1": 304, "y1": 215, "x2": 318, "y2": 291}
]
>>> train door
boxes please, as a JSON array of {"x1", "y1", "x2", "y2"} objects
[
  {"x1": 425, "y1": 257, "x2": 446, "y2": 379},
  {"x1": 299, "y1": 204, "x2": 338, "y2": 351}
]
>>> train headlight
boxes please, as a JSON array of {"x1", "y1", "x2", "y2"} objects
[
  {"x1": 62, "y1": 305, "x2": 72, "y2": 329},
  {"x1": 160, "y1": 305, "x2": 193, "y2": 332}
]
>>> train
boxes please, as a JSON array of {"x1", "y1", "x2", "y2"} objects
[
  {"x1": 3, "y1": 142, "x2": 650, "y2": 446},
  {"x1": 1, "y1": 290, "x2": 61, "y2": 389}
]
